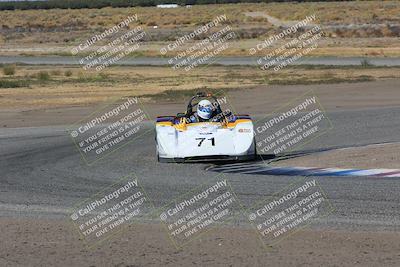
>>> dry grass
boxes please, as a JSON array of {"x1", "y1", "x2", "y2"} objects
[
  {"x1": 1, "y1": 2, "x2": 399, "y2": 30},
  {"x1": 262, "y1": 1, "x2": 400, "y2": 25},
  {"x1": 0, "y1": 1, "x2": 399, "y2": 57}
]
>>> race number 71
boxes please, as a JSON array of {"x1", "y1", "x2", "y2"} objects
[{"x1": 196, "y1": 137, "x2": 215, "y2": 147}]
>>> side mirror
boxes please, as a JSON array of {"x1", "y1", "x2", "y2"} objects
[{"x1": 176, "y1": 112, "x2": 186, "y2": 118}]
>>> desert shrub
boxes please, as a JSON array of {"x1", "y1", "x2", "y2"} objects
[
  {"x1": 64, "y1": 70, "x2": 73, "y2": 77},
  {"x1": 37, "y1": 71, "x2": 51, "y2": 81},
  {"x1": 0, "y1": 79, "x2": 29, "y2": 88},
  {"x1": 3, "y1": 64, "x2": 16, "y2": 76},
  {"x1": 51, "y1": 70, "x2": 61, "y2": 76},
  {"x1": 147, "y1": 21, "x2": 157, "y2": 26}
]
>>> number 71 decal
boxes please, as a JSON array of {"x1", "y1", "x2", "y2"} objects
[{"x1": 196, "y1": 137, "x2": 215, "y2": 147}]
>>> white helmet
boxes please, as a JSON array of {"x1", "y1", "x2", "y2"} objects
[{"x1": 197, "y1": 99, "x2": 213, "y2": 120}]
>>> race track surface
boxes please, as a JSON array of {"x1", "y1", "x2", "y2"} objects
[{"x1": 1, "y1": 107, "x2": 400, "y2": 231}]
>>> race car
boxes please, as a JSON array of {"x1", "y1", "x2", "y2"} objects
[{"x1": 155, "y1": 92, "x2": 256, "y2": 162}]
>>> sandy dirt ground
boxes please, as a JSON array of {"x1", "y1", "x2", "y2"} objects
[
  {"x1": 1, "y1": 79, "x2": 400, "y2": 128},
  {"x1": 274, "y1": 143, "x2": 400, "y2": 169},
  {"x1": 1, "y1": 217, "x2": 399, "y2": 267}
]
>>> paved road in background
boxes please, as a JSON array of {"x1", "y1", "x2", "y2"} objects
[{"x1": 1, "y1": 55, "x2": 400, "y2": 66}]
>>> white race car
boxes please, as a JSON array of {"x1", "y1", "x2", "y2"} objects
[{"x1": 155, "y1": 92, "x2": 256, "y2": 162}]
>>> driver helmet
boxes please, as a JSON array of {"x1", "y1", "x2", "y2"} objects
[{"x1": 197, "y1": 99, "x2": 213, "y2": 120}]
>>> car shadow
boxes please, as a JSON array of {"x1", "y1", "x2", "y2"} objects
[{"x1": 210, "y1": 146, "x2": 350, "y2": 166}]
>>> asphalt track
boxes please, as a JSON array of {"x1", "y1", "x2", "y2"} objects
[
  {"x1": 1, "y1": 106, "x2": 400, "y2": 231},
  {"x1": 1, "y1": 55, "x2": 400, "y2": 66}
]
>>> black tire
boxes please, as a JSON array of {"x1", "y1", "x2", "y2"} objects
[{"x1": 158, "y1": 157, "x2": 181, "y2": 163}]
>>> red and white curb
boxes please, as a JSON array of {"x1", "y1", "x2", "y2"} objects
[{"x1": 209, "y1": 162, "x2": 400, "y2": 178}]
